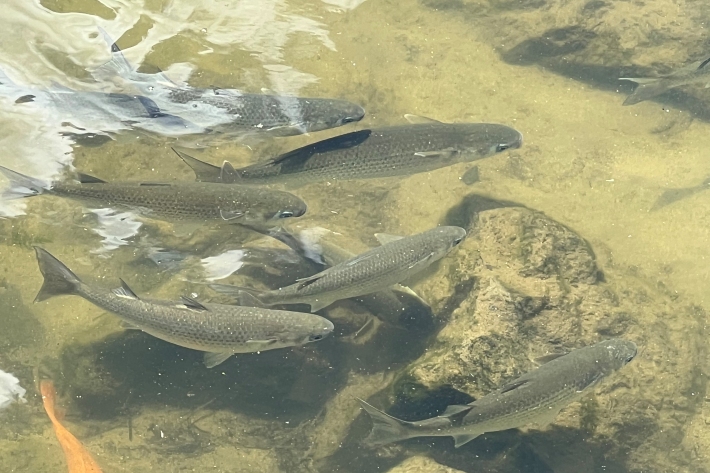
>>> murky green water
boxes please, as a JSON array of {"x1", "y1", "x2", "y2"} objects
[{"x1": 1, "y1": 0, "x2": 710, "y2": 472}]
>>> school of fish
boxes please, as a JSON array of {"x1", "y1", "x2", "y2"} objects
[{"x1": 0, "y1": 22, "x2": 644, "y2": 471}]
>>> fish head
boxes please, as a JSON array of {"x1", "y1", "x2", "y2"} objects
[
  {"x1": 422, "y1": 226, "x2": 468, "y2": 259},
  {"x1": 301, "y1": 99, "x2": 365, "y2": 133},
  {"x1": 279, "y1": 314, "x2": 335, "y2": 348},
  {"x1": 460, "y1": 124, "x2": 523, "y2": 161},
  {"x1": 600, "y1": 339, "x2": 638, "y2": 370},
  {"x1": 236, "y1": 191, "x2": 307, "y2": 225}
]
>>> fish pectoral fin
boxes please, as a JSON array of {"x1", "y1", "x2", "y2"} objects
[
  {"x1": 172, "y1": 148, "x2": 222, "y2": 182},
  {"x1": 220, "y1": 161, "x2": 241, "y2": 183},
  {"x1": 113, "y1": 279, "x2": 140, "y2": 299},
  {"x1": 498, "y1": 379, "x2": 531, "y2": 394},
  {"x1": 532, "y1": 407, "x2": 562, "y2": 428},
  {"x1": 374, "y1": 233, "x2": 403, "y2": 245},
  {"x1": 413, "y1": 148, "x2": 457, "y2": 159},
  {"x1": 120, "y1": 320, "x2": 141, "y2": 330},
  {"x1": 246, "y1": 337, "x2": 279, "y2": 346},
  {"x1": 534, "y1": 352, "x2": 569, "y2": 365},
  {"x1": 295, "y1": 272, "x2": 326, "y2": 288},
  {"x1": 440, "y1": 404, "x2": 474, "y2": 418},
  {"x1": 265, "y1": 124, "x2": 306, "y2": 136},
  {"x1": 461, "y1": 165, "x2": 480, "y2": 185},
  {"x1": 180, "y1": 296, "x2": 208, "y2": 312},
  {"x1": 407, "y1": 252, "x2": 437, "y2": 271},
  {"x1": 453, "y1": 433, "x2": 481, "y2": 448},
  {"x1": 77, "y1": 173, "x2": 106, "y2": 184},
  {"x1": 203, "y1": 351, "x2": 233, "y2": 368},
  {"x1": 220, "y1": 209, "x2": 245, "y2": 221},
  {"x1": 309, "y1": 298, "x2": 335, "y2": 312},
  {"x1": 618, "y1": 77, "x2": 659, "y2": 84},
  {"x1": 403, "y1": 114, "x2": 442, "y2": 124}
]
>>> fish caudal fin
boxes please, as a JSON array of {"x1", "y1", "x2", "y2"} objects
[
  {"x1": 619, "y1": 78, "x2": 668, "y2": 105},
  {"x1": 33, "y1": 247, "x2": 82, "y2": 302},
  {"x1": 357, "y1": 398, "x2": 416, "y2": 446},
  {"x1": 0, "y1": 165, "x2": 46, "y2": 200}
]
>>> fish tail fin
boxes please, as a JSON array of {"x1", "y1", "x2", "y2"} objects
[
  {"x1": 209, "y1": 284, "x2": 268, "y2": 307},
  {"x1": 619, "y1": 77, "x2": 668, "y2": 105},
  {"x1": 0, "y1": 165, "x2": 46, "y2": 200},
  {"x1": 33, "y1": 247, "x2": 82, "y2": 302},
  {"x1": 357, "y1": 399, "x2": 416, "y2": 446}
]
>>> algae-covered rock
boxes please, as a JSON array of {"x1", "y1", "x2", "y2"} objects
[{"x1": 419, "y1": 0, "x2": 710, "y2": 113}]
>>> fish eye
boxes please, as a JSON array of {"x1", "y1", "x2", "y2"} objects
[
  {"x1": 341, "y1": 117, "x2": 355, "y2": 124},
  {"x1": 453, "y1": 237, "x2": 464, "y2": 245},
  {"x1": 310, "y1": 334, "x2": 323, "y2": 341},
  {"x1": 496, "y1": 143, "x2": 511, "y2": 152},
  {"x1": 279, "y1": 211, "x2": 294, "y2": 219}
]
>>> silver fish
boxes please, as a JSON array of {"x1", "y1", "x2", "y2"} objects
[
  {"x1": 173, "y1": 117, "x2": 523, "y2": 186},
  {"x1": 357, "y1": 339, "x2": 637, "y2": 447},
  {"x1": 0, "y1": 68, "x2": 206, "y2": 140},
  {"x1": 249, "y1": 225, "x2": 433, "y2": 326},
  {"x1": 33, "y1": 247, "x2": 333, "y2": 368},
  {"x1": 0, "y1": 166, "x2": 307, "y2": 226},
  {"x1": 91, "y1": 30, "x2": 365, "y2": 138},
  {"x1": 212, "y1": 226, "x2": 466, "y2": 312},
  {"x1": 620, "y1": 56, "x2": 710, "y2": 105}
]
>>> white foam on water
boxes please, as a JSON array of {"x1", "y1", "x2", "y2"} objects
[{"x1": 0, "y1": 369, "x2": 26, "y2": 410}]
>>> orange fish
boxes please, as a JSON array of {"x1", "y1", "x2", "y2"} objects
[{"x1": 40, "y1": 380, "x2": 103, "y2": 473}]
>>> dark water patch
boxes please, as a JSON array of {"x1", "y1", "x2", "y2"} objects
[{"x1": 441, "y1": 192, "x2": 526, "y2": 231}]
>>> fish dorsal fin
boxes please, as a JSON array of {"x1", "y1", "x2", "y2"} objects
[
  {"x1": 499, "y1": 379, "x2": 530, "y2": 394},
  {"x1": 404, "y1": 114, "x2": 442, "y2": 124},
  {"x1": 15, "y1": 94, "x2": 35, "y2": 104},
  {"x1": 180, "y1": 296, "x2": 208, "y2": 311},
  {"x1": 374, "y1": 233, "x2": 403, "y2": 245},
  {"x1": 204, "y1": 351, "x2": 232, "y2": 368},
  {"x1": 453, "y1": 433, "x2": 481, "y2": 448},
  {"x1": 220, "y1": 161, "x2": 240, "y2": 183},
  {"x1": 172, "y1": 148, "x2": 222, "y2": 182},
  {"x1": 113, "y1": 279, "x2": 139, "y2": 299},
  {"x1": 220, "y1": 209, "x2": 245, "y2": 221},
  {"x1": 78, "y1": 173, "x2": 106, "y2": 184},
  {"x1": 246, "y1": 130, "x2": 372, "y2": 170},
  {"x1": 236, "y1": 291, "x2": 266, "y2": 308},
  {"x1": 94, "y1": 27, "x2": 134, "y2": 78},
  {"x1": 136, "y1": 96, "x2": 166, "y2": 118}
]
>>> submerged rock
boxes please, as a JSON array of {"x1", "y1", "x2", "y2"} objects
[{"x1": 362, "y1": 205, "x2": 705, "y2": 473}]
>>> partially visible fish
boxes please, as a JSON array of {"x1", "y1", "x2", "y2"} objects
[
  {"x1": 0, "y1": 166, "x2": 307, "y2": 226},
  {"x1": 33, "y1": 248, "x2": 333, "y2": 367},
  {"x1": 620, "y1": 56, "x2": 710, "y2": 105},
  {"x1": 0, "y1": 67, "x2": 206, "y2": 140},
  {"x1": 650, "y1": 177, "x2": 710, "y2": 211},
  {"x1": 357, "y1": 339, "x2": 637, "y2": 447},
  {"x1": 91, "y1": 30, "x2": 365, "y2": 138},
  {"x1": 250, "y1": 225, "x2": 434, "y2": 326},
  {"x1": 40, "y1": 380, "x2": 103, "y2": 473},
  {"x1": 173, "y1": 118, "x2": 523, "y2": 187},
  {"x1": 212, "y1": 226, "x2": 466, "y2": 312}
]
